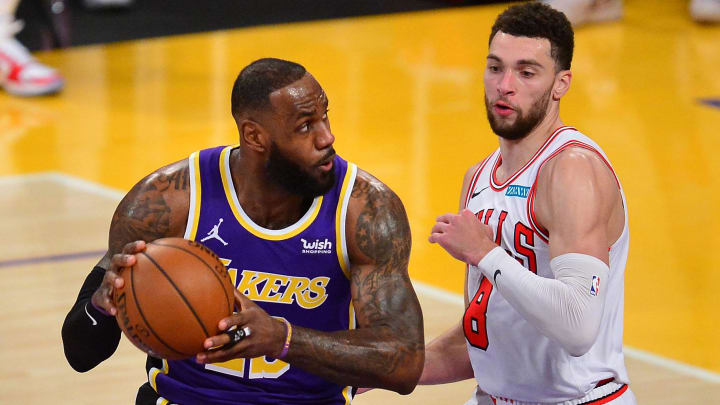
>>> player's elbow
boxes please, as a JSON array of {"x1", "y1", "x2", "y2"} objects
[
  {"x1": 62, "y1": 334, "x2": 95, "y2": 372},
  {"x1": 62, "y1": 328, "x2": 97, "y2": 372},
  {"x1": 388, "y1": 372, "x2": 421, "y2": 395},
  {"x1": 372, "y1": 343, "x2": 423, "y2": 394},
  {"x1": 61, "y1": 314, "x2": 119, "y2": 372},
  {"x1": 389, "y1": 348, "x2": 424, "y2": 395},
  {"x1": 553, "y1": 283, "x2": 604, "y2": 357},
  {"x1": 564, "y1": 340, "x2": 593, "y2": 357},
  {"x1": 65, "y1": 354, "x2": 95, "y2": 373},
  {"x1": 394, "y1": 381, "x2": 418, "y2": 396},
  {"x1": 559, "y1": 326, "x2": 598, "y2": 357}
]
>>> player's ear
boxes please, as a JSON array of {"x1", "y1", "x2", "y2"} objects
[
  {"x1": 552, "y1": 70, "x2": 572, "y2": 101},
  {"x1": 237, "y1": 119, "x2": 269, "y2": 153}
]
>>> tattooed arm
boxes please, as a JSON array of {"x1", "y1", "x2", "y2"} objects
[
  {"x1": 61, "y1": 160, "x2": 190, "y2": 372},
  {"x1": 280, "y1": 170, "x2": 424, "y2": 393}
]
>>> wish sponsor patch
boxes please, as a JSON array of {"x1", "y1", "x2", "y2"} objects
[
  {"x1": 301, "y1": 238, "x2": 333, "y2": 254},
  {"x1": 505, "y1": 185, "x2": 530, "y2": 198}
]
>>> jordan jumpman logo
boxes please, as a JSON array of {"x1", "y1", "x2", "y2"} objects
[{"x1": 201, "y1": 218, "x2": 228, "y2": 246}]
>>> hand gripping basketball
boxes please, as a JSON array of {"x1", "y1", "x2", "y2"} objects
[
  {"x1": 90, "y1": 240, "x2": 147, "y2": 316},
  {"x1": 111, "y1": 238, "x2": 236, "y2": 360},
  {"x1": 196, "y1": 290, "x2": 288, "y2": 364}
]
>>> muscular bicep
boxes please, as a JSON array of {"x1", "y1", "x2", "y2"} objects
[
  {"x1": 345, "y1": 171, "x2": 421, "y2": 332},
  {"x1": 535, "y1": 148, "x2": 622, "y2": 263},
  {"x1": 99, "y1": 161, "x2": 191, "y2": 268}
]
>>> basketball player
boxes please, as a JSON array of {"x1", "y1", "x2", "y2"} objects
[
  {"x1": 423, "y1": 3, "x2": 636, "y2": 404},
  {"x1": 61, "y1": 58, "x2": 424, "y2": 404}
]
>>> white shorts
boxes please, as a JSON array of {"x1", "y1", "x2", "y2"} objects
[{"x1": 487, "y1": 382, "x2": 636, "y2": 405}]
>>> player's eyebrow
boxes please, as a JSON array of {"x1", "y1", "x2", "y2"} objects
[
  {"x1": 516, "y1": 59, "x2": 544, "y2": 69},
  {"x1": 295, "y1": 109, "x2": 316, "y2": 119},
  {"x1": 294, "y1": 92, "x2": 329, "y2": 120},
  {"x1": 487, "y1": 54, "x2": 545, "y2": 70},
  {"x1": 292, "y1": 98, "x2": 317, "y2": 119}
]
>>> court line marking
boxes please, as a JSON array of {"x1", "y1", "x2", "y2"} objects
[
  {"x1": 0, "y1": 250, "x2": 107, "y2": 268},
  {"x1": 3, "y1": 172, "x2": 719, "y2": 383}
]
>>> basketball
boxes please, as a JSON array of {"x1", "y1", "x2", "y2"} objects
[{"x1": 112, "y1": 238, "x2": 235, "y2": 360}]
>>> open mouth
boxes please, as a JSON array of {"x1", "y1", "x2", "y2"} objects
[
  {"x1": 317, "y1": 154, "x2": 335, "y2": 171},
  {"x1": 319, "y1": 160, "x2": 333, "y2": 171},
  {"x1": 494, "y1": 101, "x2": 515, "y2": 116}
]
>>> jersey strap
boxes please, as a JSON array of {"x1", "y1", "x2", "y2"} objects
[
  {"x1": 464, "y1": 153, "x2": 494, "y2": 209},
  {"x1": 526, "y1": 140, "x2": 622, "y2": 243}
]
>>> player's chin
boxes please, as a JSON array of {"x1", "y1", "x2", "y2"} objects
[
  {"x1": 313, "y1": 169, "x2": 335, "y2": 190},
  {"x1": 493, "y1": 113, "x2": 516, "y2": 124},
  {"x1": 492, "y1": 119, "x2": 519, "y2": 135}
]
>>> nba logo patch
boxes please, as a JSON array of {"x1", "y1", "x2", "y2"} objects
[{"x1": 590, "y1": 275, "x2": 600, "y2": 296}]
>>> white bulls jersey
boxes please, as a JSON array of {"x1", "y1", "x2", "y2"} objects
[{"x1": 464, "y1": 126, "x2": 630, "y2": 403}]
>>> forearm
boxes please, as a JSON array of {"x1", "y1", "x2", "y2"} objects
[
  {"x1": 285, "y1": 324, "x2": 424, "y2": 394},
  {"x1": 477, "y1": 248, "x2": 608, "y2": 356},
  {"x1": 61, "y1": 266, "x2": 122, "y2": 372},
  {"x1": 420, "y1": 322, "x2": 474, "y2": 385}
]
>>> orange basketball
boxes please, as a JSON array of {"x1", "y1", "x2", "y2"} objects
[{"x1": 112, "y1": 238, "x2": 235, "y2": 360}]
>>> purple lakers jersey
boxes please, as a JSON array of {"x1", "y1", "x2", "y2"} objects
[{"x1": 146, "y1": 145, "x2": 358, "y2": 405}]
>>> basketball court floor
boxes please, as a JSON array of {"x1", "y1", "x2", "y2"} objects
[{"x1": 1, "y1": 0, "x2": 719, "y2": 403}]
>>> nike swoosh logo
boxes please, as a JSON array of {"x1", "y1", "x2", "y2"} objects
[
  {"x1": 471, "y1": 186, "x2": 490, "y2": 199},
  {"x1": 493, "y1": 269, "x2": 502, "y2": 284},
  {"x1": 84, "y1": 303, "x2": 98, "y2": 326}
]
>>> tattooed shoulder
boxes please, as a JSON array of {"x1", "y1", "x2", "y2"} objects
[
  {"x1": 347, "y1": 170, "x2": 411, "y2": 271},
  {"x1": 108, "y1": 159, "x2": 191, "y2": 254}
]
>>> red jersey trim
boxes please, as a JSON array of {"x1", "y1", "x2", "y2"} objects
[
  {"x1": 526, "y1": 140, "x2": 621, "y2": 243},
  {"x1": 490, "y1": 384, "x2": 628, "y2": 405},
  {"x1": 527, "y1": 182, "x2": 549, "y2": 243},
  {"x1": 582, "y1": 384, "x2": 629, "y2": 404},
  {"x1": 490, "y1": 126, "x2": 575, "y2": 191}
]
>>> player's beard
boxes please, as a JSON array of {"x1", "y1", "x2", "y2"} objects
[
  {"x1": 485, "y1": 86, "x2": 552, "y2": 141},
  {"x1": 265, "y1": 142, "x2": 336, "y2": 199}
]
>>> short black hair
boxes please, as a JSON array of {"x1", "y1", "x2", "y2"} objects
[
  {"x1": 231, "y1": 58, "x2": 307, "y2": 118},
  {"x1": 489, "y1": 2, "x2": 574, "y2": 71}
]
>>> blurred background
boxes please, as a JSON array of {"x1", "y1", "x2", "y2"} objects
[{"x1": 1, "y1": 0, "x2": 719, "y2": 403}]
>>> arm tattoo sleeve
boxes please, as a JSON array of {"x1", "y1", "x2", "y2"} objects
[
  {"x1": 109, "y1": 167, "x2": 189, "y2": 252},
  {"x1": 285, "y1": 173, "x2": 423, "y2": 393}
]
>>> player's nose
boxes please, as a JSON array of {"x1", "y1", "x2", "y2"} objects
[
  {"x1": 497, "y1": 70, "x2": 515, "y2": 96},
  {"x1": 315, "y1": 122, "x2": 334, "y2": 149}
]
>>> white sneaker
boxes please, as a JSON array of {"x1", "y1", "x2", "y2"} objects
[
  {"x1": 690, "y1": 0, "x2": 720, "y2": 23},
  {"x1": 541, "y1": 0, "x2": 623, "y2": 26},
  {"x1": 0, "y1": 37, "x2": 64, "y2": 97}
]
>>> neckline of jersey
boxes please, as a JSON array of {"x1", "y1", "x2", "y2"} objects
[
  {"x1": 220, "y1": 146, "x2": 323, "y2": 240},
  {"x1": 490, "y1": 126, "x2": 575, "y2": 191}
]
